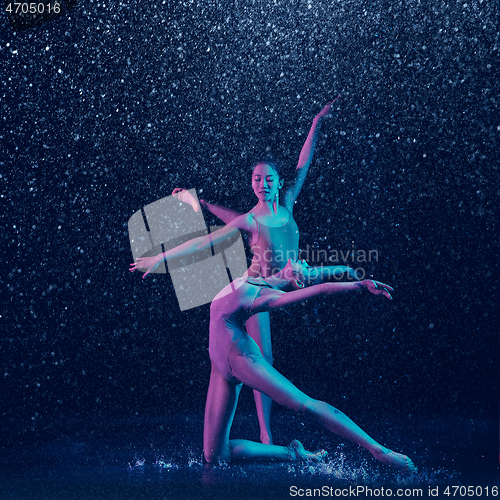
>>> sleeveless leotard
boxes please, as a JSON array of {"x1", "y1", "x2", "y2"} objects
[
  {"x1": 248, "y1": 207, "x2": 299, "y2": 278},
  {"x1": 209, "y1": 277, "x2": 274, "y2": 382}
]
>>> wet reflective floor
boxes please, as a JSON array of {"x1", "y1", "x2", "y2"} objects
[{"x1": 1, "y1": 412, "x2": 497, "y2": 500}]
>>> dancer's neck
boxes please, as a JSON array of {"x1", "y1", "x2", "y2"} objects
[{"x1": 254, "y1": 198, "x2": 281, "y2": 216}]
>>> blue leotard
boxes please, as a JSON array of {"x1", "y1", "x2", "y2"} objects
[{"x1": 248, "y1": 208, "x2": 299, "y2": 278}]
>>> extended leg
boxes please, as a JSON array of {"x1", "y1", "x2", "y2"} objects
[
  {"x1": 245, "y1": 312, "x2": 274, "y2": 444},
  {"x1": 227, "y1": 336, "x2": 416, "y2": 473}
]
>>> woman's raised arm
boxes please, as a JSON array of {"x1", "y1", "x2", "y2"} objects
[{"x1": 283, "y1": 98, "x2": 340, "y2": 211}]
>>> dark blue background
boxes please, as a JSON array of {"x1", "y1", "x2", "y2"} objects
[{"x1": 1, "y1": 0, "x2": 498, "y2": 467}]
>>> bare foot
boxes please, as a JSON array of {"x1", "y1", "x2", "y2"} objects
[
  {"x1": 288, "y1": 439, "x2": 328, "y2": 463},
  {"x1": 172, "y1": 188, "x2": 201, "y2": 212},
  {"x1": 373, "y1": 447, "x2": 417, "y2": 474}
]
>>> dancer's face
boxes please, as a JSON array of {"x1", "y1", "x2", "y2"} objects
[{"x1": 252, "y1": 163, "x2": 282, "y2": 202}]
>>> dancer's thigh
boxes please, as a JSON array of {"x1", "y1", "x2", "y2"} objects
[
  {"x1": 204, "y1": 362, "x2": 242, "y2": 462},
  {"x1": 228, "y1": 336, "x2": 311, "y2": 413},
  {"x1": 245, "y1": 311, "x2": 272, "y2": 360}
]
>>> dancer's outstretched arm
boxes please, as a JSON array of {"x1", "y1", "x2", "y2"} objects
[
  {"x1": 200, "y1": 199, "x2": 243, "y2": 224},
  {"x1": 129, "y1": 213, "x2": 254, "y2": 278},
  {"x1": 283, "y1": 98, "x2": 339, "y2": 211},
  {"x1": 251, "y1": 279, "x2": 393, "y2": 314}
]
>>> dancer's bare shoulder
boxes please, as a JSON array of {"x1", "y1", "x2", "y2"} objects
[{"x1": 228, "y1": 211, "x2": 258, "y2": 234}]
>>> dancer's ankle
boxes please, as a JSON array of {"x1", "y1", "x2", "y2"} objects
[
  {"x1": 370, "y1": 444, "x2": 387, "y2": 460},
  {"x1": 287, "y1": 439, "x2": 305, "y2": 461},
  {"x1": 287, "y1": 439, "x2": 327, "y2": 463}
]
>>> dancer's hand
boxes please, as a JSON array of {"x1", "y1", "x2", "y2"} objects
[
  {"x1": 129, "y1": 255, "x2": 163, "y2": 279},
  {"x1": 363, "y1": 280, "x2": 394, "y2": 300},
  {"x1": 314, "y1": 96, "x2": 340, "y2": 121}
]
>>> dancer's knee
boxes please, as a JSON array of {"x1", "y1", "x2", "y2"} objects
[
  {"x1": 295, "y1": 396, "x2": 317, "y2": 417},
  {"x1": 204, "y1": 448, "x2": 215, "y2": 463},
  {"x1": 295, "y1": 398, "x2": 337, "y2": 420}
]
